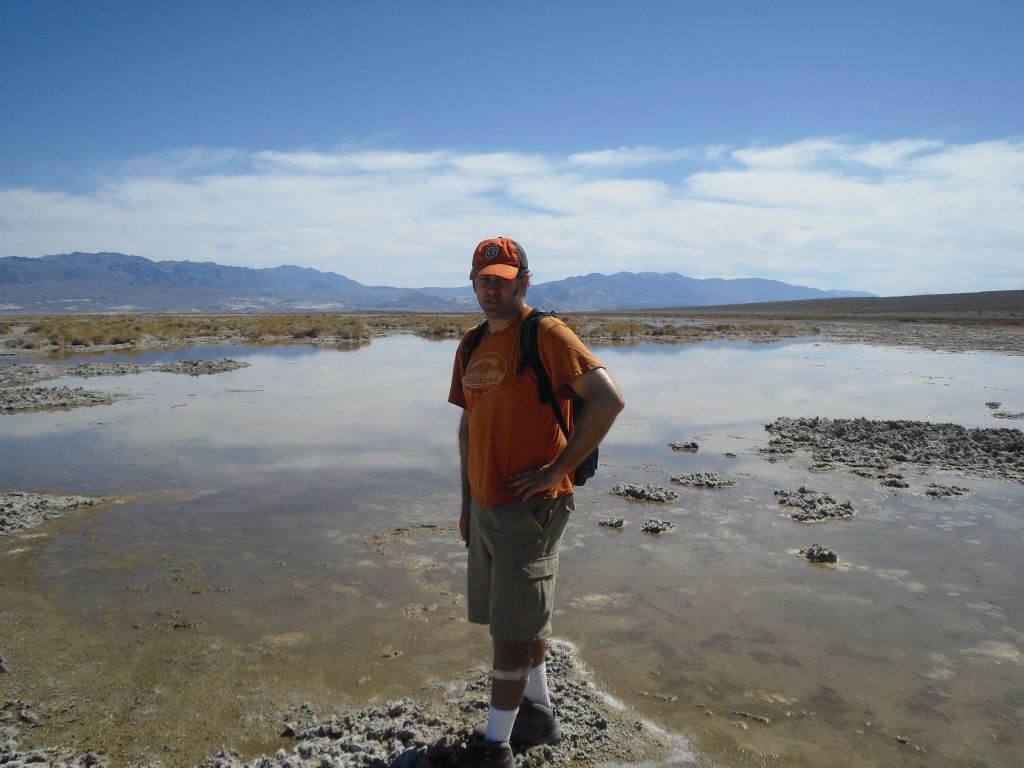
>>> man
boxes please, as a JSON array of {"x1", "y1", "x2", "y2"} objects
[{"x1": 449, "y1": 237, "x2": 625, "y2": 767}]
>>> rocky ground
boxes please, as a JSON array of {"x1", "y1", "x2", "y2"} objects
[
  {"x1": 1, "y1": 641, "x2": 683, "y2": 768},
  {"x1": 0, "y1": 360, "x2": 249, "y2": 413}
]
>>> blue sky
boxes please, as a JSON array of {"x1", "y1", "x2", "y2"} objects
[{"x1": 1, "y1": 0, "x2": 1021, "y2": 295}]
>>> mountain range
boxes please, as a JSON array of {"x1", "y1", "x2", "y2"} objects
[{"x1": 0, "y1": 252, "x2": 873, "y2": 313}]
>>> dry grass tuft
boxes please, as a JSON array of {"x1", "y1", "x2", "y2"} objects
[
  {"x1": 577, "y1": 320, "x2": 705, "y2": 340},
  {"x1": 5, "y1": 314, "x2": 372, "y2": 351},
  {"x1": 1, "y1": 311, "x2": 813, "y2": 354},
  {"x1": 415, "y1": 316, "x2": 477, "y2": 338}
]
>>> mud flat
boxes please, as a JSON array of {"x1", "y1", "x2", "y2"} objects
[
  {"x1": 651, "y1": 289, "x2": 1024, "y2": 323},
  {"x1": 1, "y1": 641, "x2": 680, "y2": 768},
  {"x1": 0, "y1": 360, "x2": 249, "y2": 388},
  {"x1": 0, "y1": 517, "x2": 692, "y2": 768},
  {"x1": 635, "y1": 289, "x2": 1024, "y2": 355},
  {"x1": 2, "y1": 305, "x2": 1022, "y2": 768},
  {"x1": 763, "y1": 416, "x2": 1024, "y2": 484},
  {"x1": 0, "y1": 359, "x2": 249, "y2": 413},
  {"x1": 0, "y1": 385, "x2": 119, "y2": 413}
]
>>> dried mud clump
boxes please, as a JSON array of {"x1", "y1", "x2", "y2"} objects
[
  {"x1": 641, "y1": 519, "x2": 676, "y2": 534},
  {"x1": 992, "y1": 410, "x2": 1024, "y2": 420},
  {"x1": 925, "y1": 483, "x2": 971, "y2": 498},
  {"x1": 670, "y1": 472, "x2": 736, "y2": 489},
  {"x1": 668, "y1": 441, "x2": 699, "y2": 452},
  {"x1": 0, "y1": 385, "x2": 116, "y2": 413},
  {"x1": 799, "y1": 543, "x2": 839, "y2": 563},
  {"x1": 763, "y1": 417, "x2": 1024, "y2": 484},
  {"x1": 599, "y1": 517, "x2": 625, "y2": 528},
  {"x1": 879, "y1": 473, "x2": 910, "y2": 488},
  {"x1": 774, "y1": 487, "x2": 854, "y2": 523},
  {"x1": 1, "y1": 491, "x2": 111, "y2": 536},
  {"x1": 610, "y1": 484, "x2": 679, "y2": 503},
  {"x1": 152, "y1": 359, "x2": 249, "y2": 376}
]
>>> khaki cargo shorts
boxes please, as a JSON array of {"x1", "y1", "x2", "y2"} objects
[{"x1": 467, "y1": 494, "x2": 573, "y2": 641}]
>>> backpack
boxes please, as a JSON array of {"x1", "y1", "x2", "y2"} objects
[{"x1": 460, "y1": 309, "x2": 598, "y2": 486}]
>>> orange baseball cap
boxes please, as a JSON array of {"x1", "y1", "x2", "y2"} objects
[{"x1": 470, "y1": 237, "x2": 528, "y2": 280}]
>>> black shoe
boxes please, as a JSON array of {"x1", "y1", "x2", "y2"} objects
[
  {"x1": 471, "y1": 738, "x2": 515, "y2": 768},
  {"x1": 474, "y1": 699, "x2": 563, "y2": 748},
  {"x1": 509, "y1": 699, "x2": 562, "y2": 747}
]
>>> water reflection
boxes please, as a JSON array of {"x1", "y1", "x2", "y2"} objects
[
  {"x1": 2, "y1": 335, "x2": 1022, "y2": 768},
  {"x1": 40, "y1": 340, "x2": 370, "y2": 363},
  {"x1": 2, "y1": 338, "x2": 458, "y2": 497}
]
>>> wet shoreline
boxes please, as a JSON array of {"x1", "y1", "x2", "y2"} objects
[{"x1": 2, "y1": 641, "x2": 680, "y2": 768}]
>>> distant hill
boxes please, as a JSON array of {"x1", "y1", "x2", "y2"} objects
[
  {"x1": 526, "y1": 271, "x2": 870, "y2": 311},
  {"x1": 0, "y1": 252, "x2": 873, "y2": 314},
  {"x1": 644, "y1": 290, "x2": 1024, "y2": 321}
]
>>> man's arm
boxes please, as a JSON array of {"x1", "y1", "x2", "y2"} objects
[
  {"x1": 506, "y1": 367, "x2": 625, "y2": 501},
  {"x1": 458, "y1": 409, "x2": 471, "y2": 543}
]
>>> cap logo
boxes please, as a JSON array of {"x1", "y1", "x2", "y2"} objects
[{"x1": 484, "y1": 243, "x2": 501, "y2": 261}]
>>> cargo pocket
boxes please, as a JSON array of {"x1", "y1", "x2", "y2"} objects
[
  {"x1": 514, "y1": 554, "x2": 559, "y2": 624},
  {"x1": 532, "y1": 504, "x2": 553, "y2": 532}
]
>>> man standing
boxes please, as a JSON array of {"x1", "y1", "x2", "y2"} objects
[{"x1": 449, "y1": 237, "x2": 625, "y2": 767}]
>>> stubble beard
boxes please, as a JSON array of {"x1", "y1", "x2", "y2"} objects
[{"x1": 479, "y1": 282, "x2": 527, "y2": 322}]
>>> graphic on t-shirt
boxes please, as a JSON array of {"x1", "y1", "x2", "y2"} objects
[{"x1": 463, "y1": 352, "x2": 507, "y2": 395}]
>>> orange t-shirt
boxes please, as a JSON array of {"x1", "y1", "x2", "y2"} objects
[{"x1": 449, "y1": 307, "x2": 604, "y2": 508}]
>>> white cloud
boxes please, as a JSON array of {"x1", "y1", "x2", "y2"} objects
[
  {"x1": 1, "y1": 138, "x2": 1022, "y2": 295},
  {"x1": 850, "y1": 140, "x2": 944, "y2": 169},
  {"x1": 731, "y1": 138, "x2": 849, "y2": 169},
  {"x1": 568, "y1": 146, "x2": 693, "y2": 171},
  {"x1": 448, "y1": 152, "x2": 553, "y2": 178}
]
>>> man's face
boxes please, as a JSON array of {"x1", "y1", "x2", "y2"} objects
[{"x1": 473, "y1": 274, "x2": 527, "y2": 320}]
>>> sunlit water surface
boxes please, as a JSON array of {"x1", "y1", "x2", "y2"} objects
[{"x1": 2, "y1": 335, "x2": 1022, "y2": 768}]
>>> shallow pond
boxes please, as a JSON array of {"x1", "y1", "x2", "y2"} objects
[{"x1": 2, "y1": 335, "x2": 1022, "y2": 768}]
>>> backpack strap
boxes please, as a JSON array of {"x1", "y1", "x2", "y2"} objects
[
  {"x1": 460, "y1": 320, "x2": 489, "y2": 370},
  {"x1": 517, "y1": 310, "x2": 571, "y2": 439}
]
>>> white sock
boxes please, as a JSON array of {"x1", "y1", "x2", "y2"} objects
[
  {"x1": 484, "y1": 704, "x2": 519, "y2": 743},
  {"x1": 524, "y1": 662, "x2": 552, "y2": 708}
]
